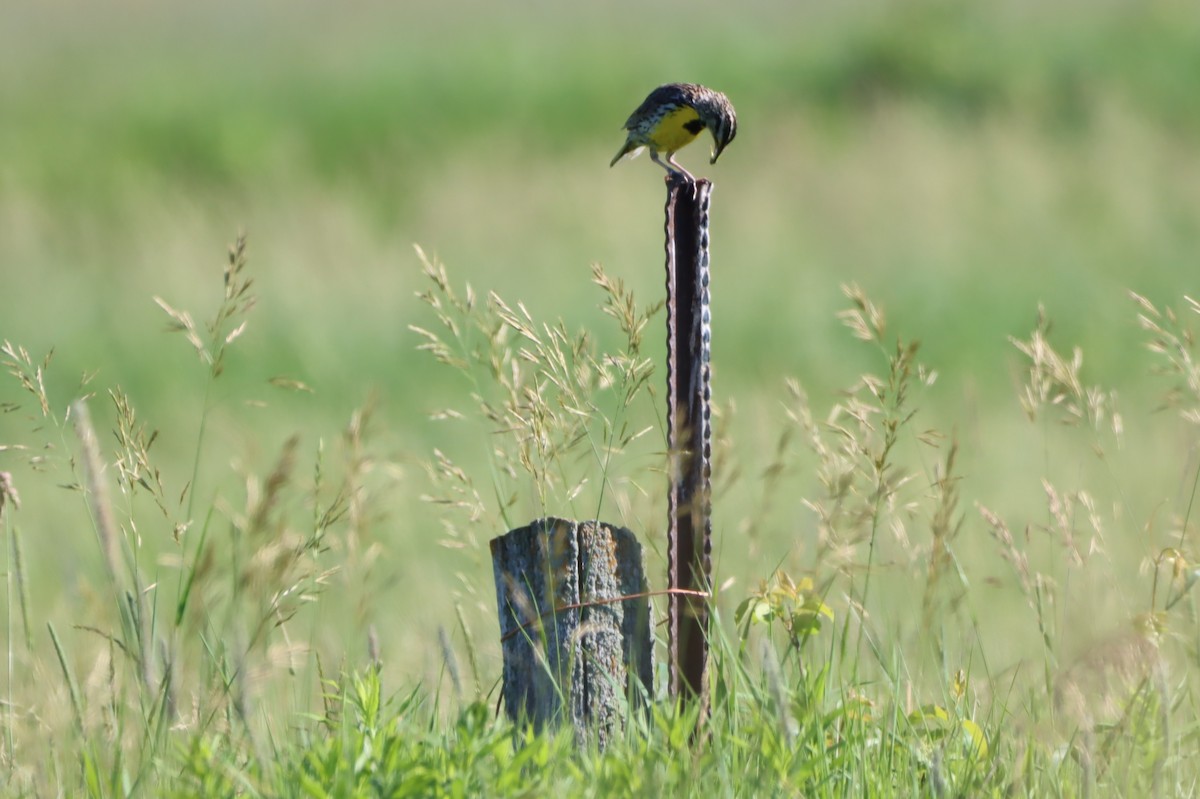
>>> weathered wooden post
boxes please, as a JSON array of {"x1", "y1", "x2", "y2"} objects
[
  {"x1": 490, "y1": 518, "x2": 653, "y2": 747},
  {"x1": 664, "y1": 174, "x2": 715, "y2": 710}
]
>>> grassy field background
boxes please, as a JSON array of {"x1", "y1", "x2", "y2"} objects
[{"x1": 3, "y1": 0, "x2": 1200, "y2": 792}]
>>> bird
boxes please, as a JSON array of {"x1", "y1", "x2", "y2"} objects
[{"x1": 609, "y1": 83, "x2": 738, "y2": 181}]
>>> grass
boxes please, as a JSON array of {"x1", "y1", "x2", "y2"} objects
[
  {"x1": 3, "y1": 241, "x2": 1198, "y2": 794},
  {"x1": 2, "y1": 0, "x2": 1200, "y2": 794}
]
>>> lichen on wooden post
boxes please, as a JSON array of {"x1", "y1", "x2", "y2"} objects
[{"x1": 490, "y1": 517, "x2": 653, "y2": 748}]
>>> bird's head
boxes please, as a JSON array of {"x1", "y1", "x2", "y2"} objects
[{"x1": 702, "y1": 92, "x2": 738, "y2": 165}]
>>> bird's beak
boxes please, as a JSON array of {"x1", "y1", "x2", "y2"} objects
[{"x1": 710, "y1": 137, "x2": 727, "y2": 164}]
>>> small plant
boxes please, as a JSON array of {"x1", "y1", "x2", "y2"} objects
[{"x1": 735, "y1": 570, "x2": 834, "y2": 653}]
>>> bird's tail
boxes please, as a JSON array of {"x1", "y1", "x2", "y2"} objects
[{"x1": 610, "y1": 141, "x2": 643, "y2": 167}]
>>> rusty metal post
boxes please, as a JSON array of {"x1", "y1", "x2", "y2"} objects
[{"x1": 664, "y1": 175, "x2": 714, "y2": 708}]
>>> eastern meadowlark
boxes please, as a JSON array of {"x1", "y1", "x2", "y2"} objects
[{"x1": 610, "y1": 83, "x2": 738, "y2": 181}]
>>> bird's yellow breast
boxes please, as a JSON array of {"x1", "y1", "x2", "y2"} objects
[{"x1": 648, "y1": 105, "x2": 705, "y2": 152}]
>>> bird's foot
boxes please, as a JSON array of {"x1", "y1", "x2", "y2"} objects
[{"x1": 665, "y1": 168, "x2": 696, "y2": 186}]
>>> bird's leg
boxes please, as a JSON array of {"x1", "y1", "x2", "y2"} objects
[
  {"x1": 651, "y1": 149, "x2": 695, "y2": 182},
  {"x1": 667, "y1": 151, "x2": 696, "y2": 181}
]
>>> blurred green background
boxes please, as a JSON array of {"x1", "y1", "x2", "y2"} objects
[{"x1": 3, "y1": 0, "x2": 1199, "y2": 694}]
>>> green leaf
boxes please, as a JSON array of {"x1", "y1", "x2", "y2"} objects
[{"x1": 959, "y1": 718, "x2": 989, "y2": 758}]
